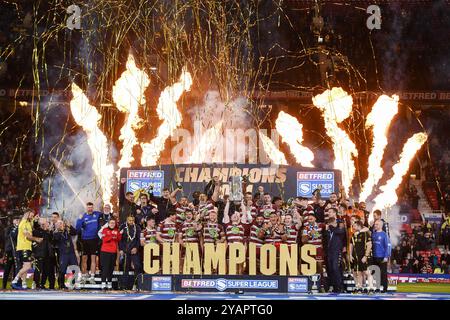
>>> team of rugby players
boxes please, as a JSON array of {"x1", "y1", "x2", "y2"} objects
[{"x1": 3, "y1": 177, "x2": 392, "y2": 293}]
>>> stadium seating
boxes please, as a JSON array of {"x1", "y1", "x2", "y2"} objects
[{"x1": 423, "y1": 182, "x2": 440, "y2": 210}]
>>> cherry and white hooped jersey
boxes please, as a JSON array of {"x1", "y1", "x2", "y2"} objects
[
  {"x1": 175, "y1": 203, "x2": 190, "y2": 226},
  {"x1": 141, "y1": 227, "x2": 157, "y2": 244},
  {"x1": 202, "y1": 222, "x2": 224, "y2": 243},
  {"x1": 157, "y1": 220, "x2": 178, "y2": 243},
  {"x1": 249, "y1": 224, "x2": 265, "y2": 247},
  {"x1": 284, "y1": 223, "x2": 300, "y2": 244},
  {"x1": 197, "y1": 202, "x2": 215, "y2": 220},
  {"x1": 178, "y1": 220, "x2": 200, "y2": 243},
  {"x1": 258, "y1": 204, "x2": 275, "y2": 223},
  {"x1": 264, "y1": 224, "x2": 284, "y2": 244},
  {"x1": 225, "y1": 223, "x2": 245, "y2": 243}
]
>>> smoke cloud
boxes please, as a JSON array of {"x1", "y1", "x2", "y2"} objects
[{"x1": 187, "y1": 90, "x2": 252, "y2": 163}]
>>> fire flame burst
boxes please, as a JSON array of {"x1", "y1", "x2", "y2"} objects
[
  {"x1": 70, "y1": 83, "x2": 114, "y2": 205},
  {"x1": 140, "y1": 67, "x2": 192, "y2": 166},
  {"x1": 372, "y1": 132, "x2": 428, "y2": 211},
  {"x1": 359, "y1": 95, "x2": 399, "y2": 202},
  {"x1": 275, "y1": 111, "x2": 314, "y2": 167},
  {"x1": 112, "y1": 54, "x2": 150, "y2": 179},
  {"x1": 312, "y1": 87, "x2": 358, "y2": 194},
  {"x1": 70, "y1": 56, "x2": 426, "y2": 214},
  {"x1": 189, "y1": 121, "x2": 223, "y2": 163},
  {"x1": 258, "y1": 131, "x2": 288, "y2": 165}
]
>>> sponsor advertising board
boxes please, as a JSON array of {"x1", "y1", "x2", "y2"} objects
[{"x1": 120, "y1": 164, "x2": 341, "y2": 204}]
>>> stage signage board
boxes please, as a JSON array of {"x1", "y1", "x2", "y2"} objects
[
  {"x1": 151, "y1": 276, "x2": 172, "y2": 291},
  {"x1": 388, "y1": 273, "x2": 450, "y2": 284},
  {"x1": 180, "y1": 278, "x2": 279, "y2": 292},
  {"x1": 120, "y1": 164, "x2": 341, "y2": 202},
  {"x1": 287, "y1": 277, "x2": 309, "y2": 293},
  {"x1": 126, "y1": 169, "x2": 164, "y2": 196},
  {"x1": 296, "y1": 171, "x2": 335, "y2": 198},
  {"x1": 138, "y1": 274, "x2": 311, "y2": 293},
  {"x1": 422, "y1": 212, "x2": 444, "y2": 225}
]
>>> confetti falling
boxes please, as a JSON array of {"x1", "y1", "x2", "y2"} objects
[{"x1": 0, "y1": 1, "x2": 438, "y2": 217}]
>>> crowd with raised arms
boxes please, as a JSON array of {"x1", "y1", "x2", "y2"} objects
[{"x1": 1, "y1": 176, "x2": 398, "y2": 293}]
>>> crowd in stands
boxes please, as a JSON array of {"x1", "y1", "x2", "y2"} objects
[
  {"x1": 420, "y1": 108, "x2": 450, "y2": 211},
  {"x1": 390, "y1": 218, "x2": 450, "y2": 275},
  {"x1": 0, "y1": 108, "x2": 39, "y2": 260}
]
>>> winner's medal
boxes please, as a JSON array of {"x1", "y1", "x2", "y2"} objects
[
  {"x1": 209, "y1": 227, "x2": 218, "y2": 240},
  {"x1": 187, "y1": 227, "x2": 195, "y2": 237},
  {"x1": 168, "y1": 228, "x2": 176, "y2": 240}
]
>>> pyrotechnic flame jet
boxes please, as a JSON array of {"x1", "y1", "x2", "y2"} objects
[
  {"x1": 258, "y1": 131, "x2": 288, "y2": 165},
  {"x1": 371, "y1": 132, "x2": 428, "y2": 219},
  {"x1": 359, "y1": 95, "x2": 399, "y2": 202},
  {"x1": 70, "y1": 83, "x2": 115, "y2": 206},
  {"x1": 189, "y1": 121, "x2": 224, "y2": 163},
  {"x1": 275, "y1": 111, "x2": 314, "y2": 167},
  {"x1": 140, "y1": 67, "x2": 192, "y2": 166},
  {"x1": 112, "y1": 54, "x2": 150, "y2": 179},
  {"x1": 312, "y1": 87, "x2": 358, "y2": 195}
]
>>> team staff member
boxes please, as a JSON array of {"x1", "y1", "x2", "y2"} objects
[
  {"x1": 99, "y1": 219, "x2": 121, "y2": 290},
  {"x1": 99, "y1": 203, "x2": 114, "y2": 227},
  {"x1": 324, "y1": 217, "x2": 346, "y2": 293},
  {"x1": 120, "y1": 192, "x2": 137, "y2": 223},
  {"x1": 370, "y1": 210, "x2": 389, "y2": 234},
  {"x1": 371, "y1": 220, "x2": 391, "y2": 293},
  {"x1": 76, "y1": 202, "x2": 102, "y2": 284},
  {"x1": 32, "y1": 218, "x2": 55, "y2": 289},
  {"x1": 2, "y1": 216, "x2": 19, "y2": 289},
  {"x1": 136, "y1": 194, "x2": 157, "y2": 227},
  {"x1": 149, "y1": 187, "x2": 179, "y2": 224},
  {"x1": 49, "y1": 212, "x2": 60, "y2": 287},
  {"x1": 11, "y1": 209, "x2": 43, "y2": 290},
  {"x1": 119, "y1": 216, "x2": 142, "y2": 277},
  {"x1": 53, "y1": 220, "x2": 78, "y2": 289}
]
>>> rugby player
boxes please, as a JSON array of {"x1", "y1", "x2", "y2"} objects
[{"x1": 349, "y1": 219, "x2": 372, "y2": 293}]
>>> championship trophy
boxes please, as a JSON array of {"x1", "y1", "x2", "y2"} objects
[
  {"x1": 312, "y1": 185, "x2": 322, "y2": 199},
  {"x1": 310, "y1": 274, "x2": 321, "y2": 294},
  {"x1": 229, "y1": 175, "x2": 245, "y2": 202}
]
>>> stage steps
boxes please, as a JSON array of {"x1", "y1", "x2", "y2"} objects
[{"x1": 68, "y1": 271, "x2": 136, "y2": 290}]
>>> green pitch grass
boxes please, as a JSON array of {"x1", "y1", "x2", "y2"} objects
[{"x1": 396, "y1": 283, "x2": 450, "y2": 293}]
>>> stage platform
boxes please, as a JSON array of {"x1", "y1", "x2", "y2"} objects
[{"x1": 0, "y1": 290, "x2": 449, "y2": 300}]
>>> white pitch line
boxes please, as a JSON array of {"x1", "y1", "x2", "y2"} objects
[{"x1": 134, "y1": 295, "x2": 153, "y2": 300}]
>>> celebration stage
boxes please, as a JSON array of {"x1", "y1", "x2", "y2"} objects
[{"x1": 0, "y1": 290, "x2": 449, "y2": 301}]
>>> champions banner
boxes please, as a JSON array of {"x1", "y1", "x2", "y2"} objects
[{"x1": 119, "y1": 164, "x2": 341, "y2": 202}]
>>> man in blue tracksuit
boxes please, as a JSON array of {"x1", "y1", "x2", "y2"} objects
[
  {"x1": 324, "y1": 217, "x2": 346, "y2": 293},
  {"x1": 76, "y1": 202, "x2": 102, "y2": 284},
  {"x1": 371, "y1": 219, "x2": 392, "y2": 292},
  {"x1": 53, "y1": 220, "x2": 78, "y2": 289}
]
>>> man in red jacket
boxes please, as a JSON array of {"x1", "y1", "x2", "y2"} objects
[{"x1": 99, "y1": 219, "x2": 121, "y2": 290}]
